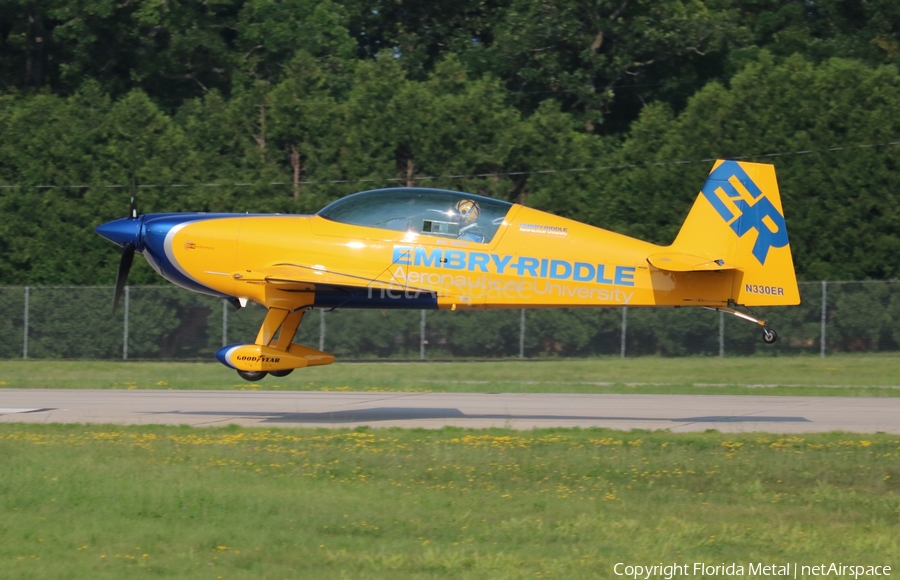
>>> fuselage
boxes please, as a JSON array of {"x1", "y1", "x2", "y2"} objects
[
  {"x1": 95, "y1": 166, "x2": 800, "y2": 377},
  {"x1": 103, "y1": 204, "x2": 736, "y2": 312}
]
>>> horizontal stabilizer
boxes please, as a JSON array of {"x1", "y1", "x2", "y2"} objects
[
  {"x1": 647, "y1": 252, "x2": 734, "y2": 272},
  {"x1": 238, "y1": 263, "x2": 433, "y2": 294}
]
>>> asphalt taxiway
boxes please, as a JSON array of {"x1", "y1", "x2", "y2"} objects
[{"x1": 1, "y1": 389, "x2": 899, "y2": 433}]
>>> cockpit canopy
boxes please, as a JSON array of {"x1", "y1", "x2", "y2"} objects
[{"x1": 317, "y1": 188, "x2": 513, "y2": 244}]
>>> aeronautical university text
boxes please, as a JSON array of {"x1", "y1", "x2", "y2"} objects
[
  {"x1": 374, "y1": 268, "x2": 635, "y2": 304},
  {"x1": 392, "y1": 245, "x2": 636, "y2": 285}
]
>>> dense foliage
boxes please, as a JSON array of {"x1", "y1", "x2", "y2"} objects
[{"x1": 1, "y1": 0, "x2": 899, "y2": 286}]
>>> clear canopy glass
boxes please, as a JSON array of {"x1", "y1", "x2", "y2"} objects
[{"x1": 318, "y1": 188, "x2": 513, "y2": 244}]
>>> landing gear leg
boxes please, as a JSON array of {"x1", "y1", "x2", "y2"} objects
[
  {"x1": 704, "y1": 305, "x2": 778, "y2": 344},
  {"x1": 235, "y1": 307, "x2": 310, "y2": 381}
]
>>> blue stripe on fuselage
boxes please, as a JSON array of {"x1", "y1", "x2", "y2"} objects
[
  {"x1": 140, "y1": 213, "x2": 236, "y2": 299},
  {"x1": 313, "y1": 288, "x2": 439, "y2": 309}
]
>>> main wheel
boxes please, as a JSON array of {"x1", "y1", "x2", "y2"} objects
[
  {"x1": 269, "y1": 369, "x2": 294, "y2": 378},
  {"x1": 762, "y1": 328, "x2": 778, "y2": 344},
  {"x1": 237, "y1": 370, "x2": 267, "y2": 382}
]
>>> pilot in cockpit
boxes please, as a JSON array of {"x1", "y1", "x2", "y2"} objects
[{"x1": 455, "y1": 199, "x2": 485, "y2": 242}]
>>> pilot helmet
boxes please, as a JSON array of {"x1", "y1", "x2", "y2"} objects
[{"x1": 455, "y1": 199, "x2": 480, "y2": 226}]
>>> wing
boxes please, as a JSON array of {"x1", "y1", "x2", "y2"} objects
[{"x1": 237, "y1": 262, "x2": 434, "y2": 294}]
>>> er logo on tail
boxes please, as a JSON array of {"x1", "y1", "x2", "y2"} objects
[{"x1": 700, "y1": 161, "x2": 789, "y2": 265}]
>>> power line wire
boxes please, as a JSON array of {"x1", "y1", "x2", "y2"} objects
[{"x1": 1, "y1": 139, "x2": 899, "y2": 191}]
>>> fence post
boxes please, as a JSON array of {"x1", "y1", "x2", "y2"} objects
[
  {"x1": 420, "y1": 310, "x2": 426, "y2": 360},
  {"x1": 519, "y1": 308, "x2": 525, "y2": 359},
  {"x1": 123, "y1": 286, "x2": 129, "y2": 360},
  {"x1": 620, "y1": 307, "x2": 627, "y2": 358},
  {"x1": 820, "y1": 280, "x2": 827, "y2": 358},
  {"x1": 319, "y1": 309, "x2": 325, "y2": 351},
  {"x1": 222, "y1": 300, "x2": 228, "y2": 347},
  {"x1": 23, "y1": 286, "x2": 29, "y2": 360},
  {"x1": 719, "y1": 310, "x2": 725, "y2": 357}
]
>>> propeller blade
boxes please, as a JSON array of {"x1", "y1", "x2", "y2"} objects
[
  {"x1": 129, "y1": 197, "x2": 138, "y2": 219},
  {"x1": 113, "y1": 242, "x2": 135, "y2": 313}
]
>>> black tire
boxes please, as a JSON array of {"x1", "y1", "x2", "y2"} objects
[
  {"x1": 237, "y1": 370, "x2": 267, "y2": 382},
  {"x1": 269, "y1": 369, "x2": 294, "y2": 378},
  {"x1": 762, "y1": 329, "x2": 778, "y2": 344}
]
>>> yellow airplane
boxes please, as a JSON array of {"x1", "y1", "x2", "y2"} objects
[{"x1": 96, "y1": 160, "x2": 799, "y2": 381}]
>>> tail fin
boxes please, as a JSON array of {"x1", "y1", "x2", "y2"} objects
[{"x1": 650, "y1": 160, "x2": 799, "y2": 306}]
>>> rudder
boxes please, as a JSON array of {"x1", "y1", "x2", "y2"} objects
[{"x1": 666, "y1": 160, "x2": 800, "y2": 306}]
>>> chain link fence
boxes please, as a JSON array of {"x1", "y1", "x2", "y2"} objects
[{"x1": 1, "y1": 281, "x2": 898, "y2": 360}]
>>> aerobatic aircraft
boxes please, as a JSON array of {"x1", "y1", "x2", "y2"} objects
[{"x1": 96, "y1": 160, "x2": 799, "y2": 381}]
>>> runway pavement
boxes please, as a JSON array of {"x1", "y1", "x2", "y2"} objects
[{"x1": 1, "y1": 389, "x2": 899, "y2": 433}]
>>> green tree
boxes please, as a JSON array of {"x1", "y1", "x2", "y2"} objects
[
  {"x1": 0, "y1": 0, "x2": 241, "y2": 105},
  {"x1": 339, "y1": 55, "x2": 526, "y2": 199},
  {"x1": 729, "y1": 0, "x2": 900, "y2": 72},
  {"x1": 234, "y1": 0, "x2": 355, "y2": 85}
]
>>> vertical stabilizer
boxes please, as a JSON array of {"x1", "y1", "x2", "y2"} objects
[{"x1": 668, "y1": 160, "x2": 799, "y2": 306}]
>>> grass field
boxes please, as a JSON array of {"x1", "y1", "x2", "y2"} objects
[
  {"x1": 1, "y1": 424, "x2": 898, "y2": 579},
  {"x1": 3, "y1": 358, "x2": 899, "y2": 578},
  {"x1": 1, "y1": 354, "x2": 899, "y2": 396}
]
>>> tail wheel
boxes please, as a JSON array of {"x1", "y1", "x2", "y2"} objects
[
  {"x1": 237, "y1": 370, "x2": 267, "y2": 382},
  {"x1": 762, "y1": 328, "x2": 778, "y2": 344},
  {"x1": 269, "y1": 369, "x2": 294, "y2": 378}
]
